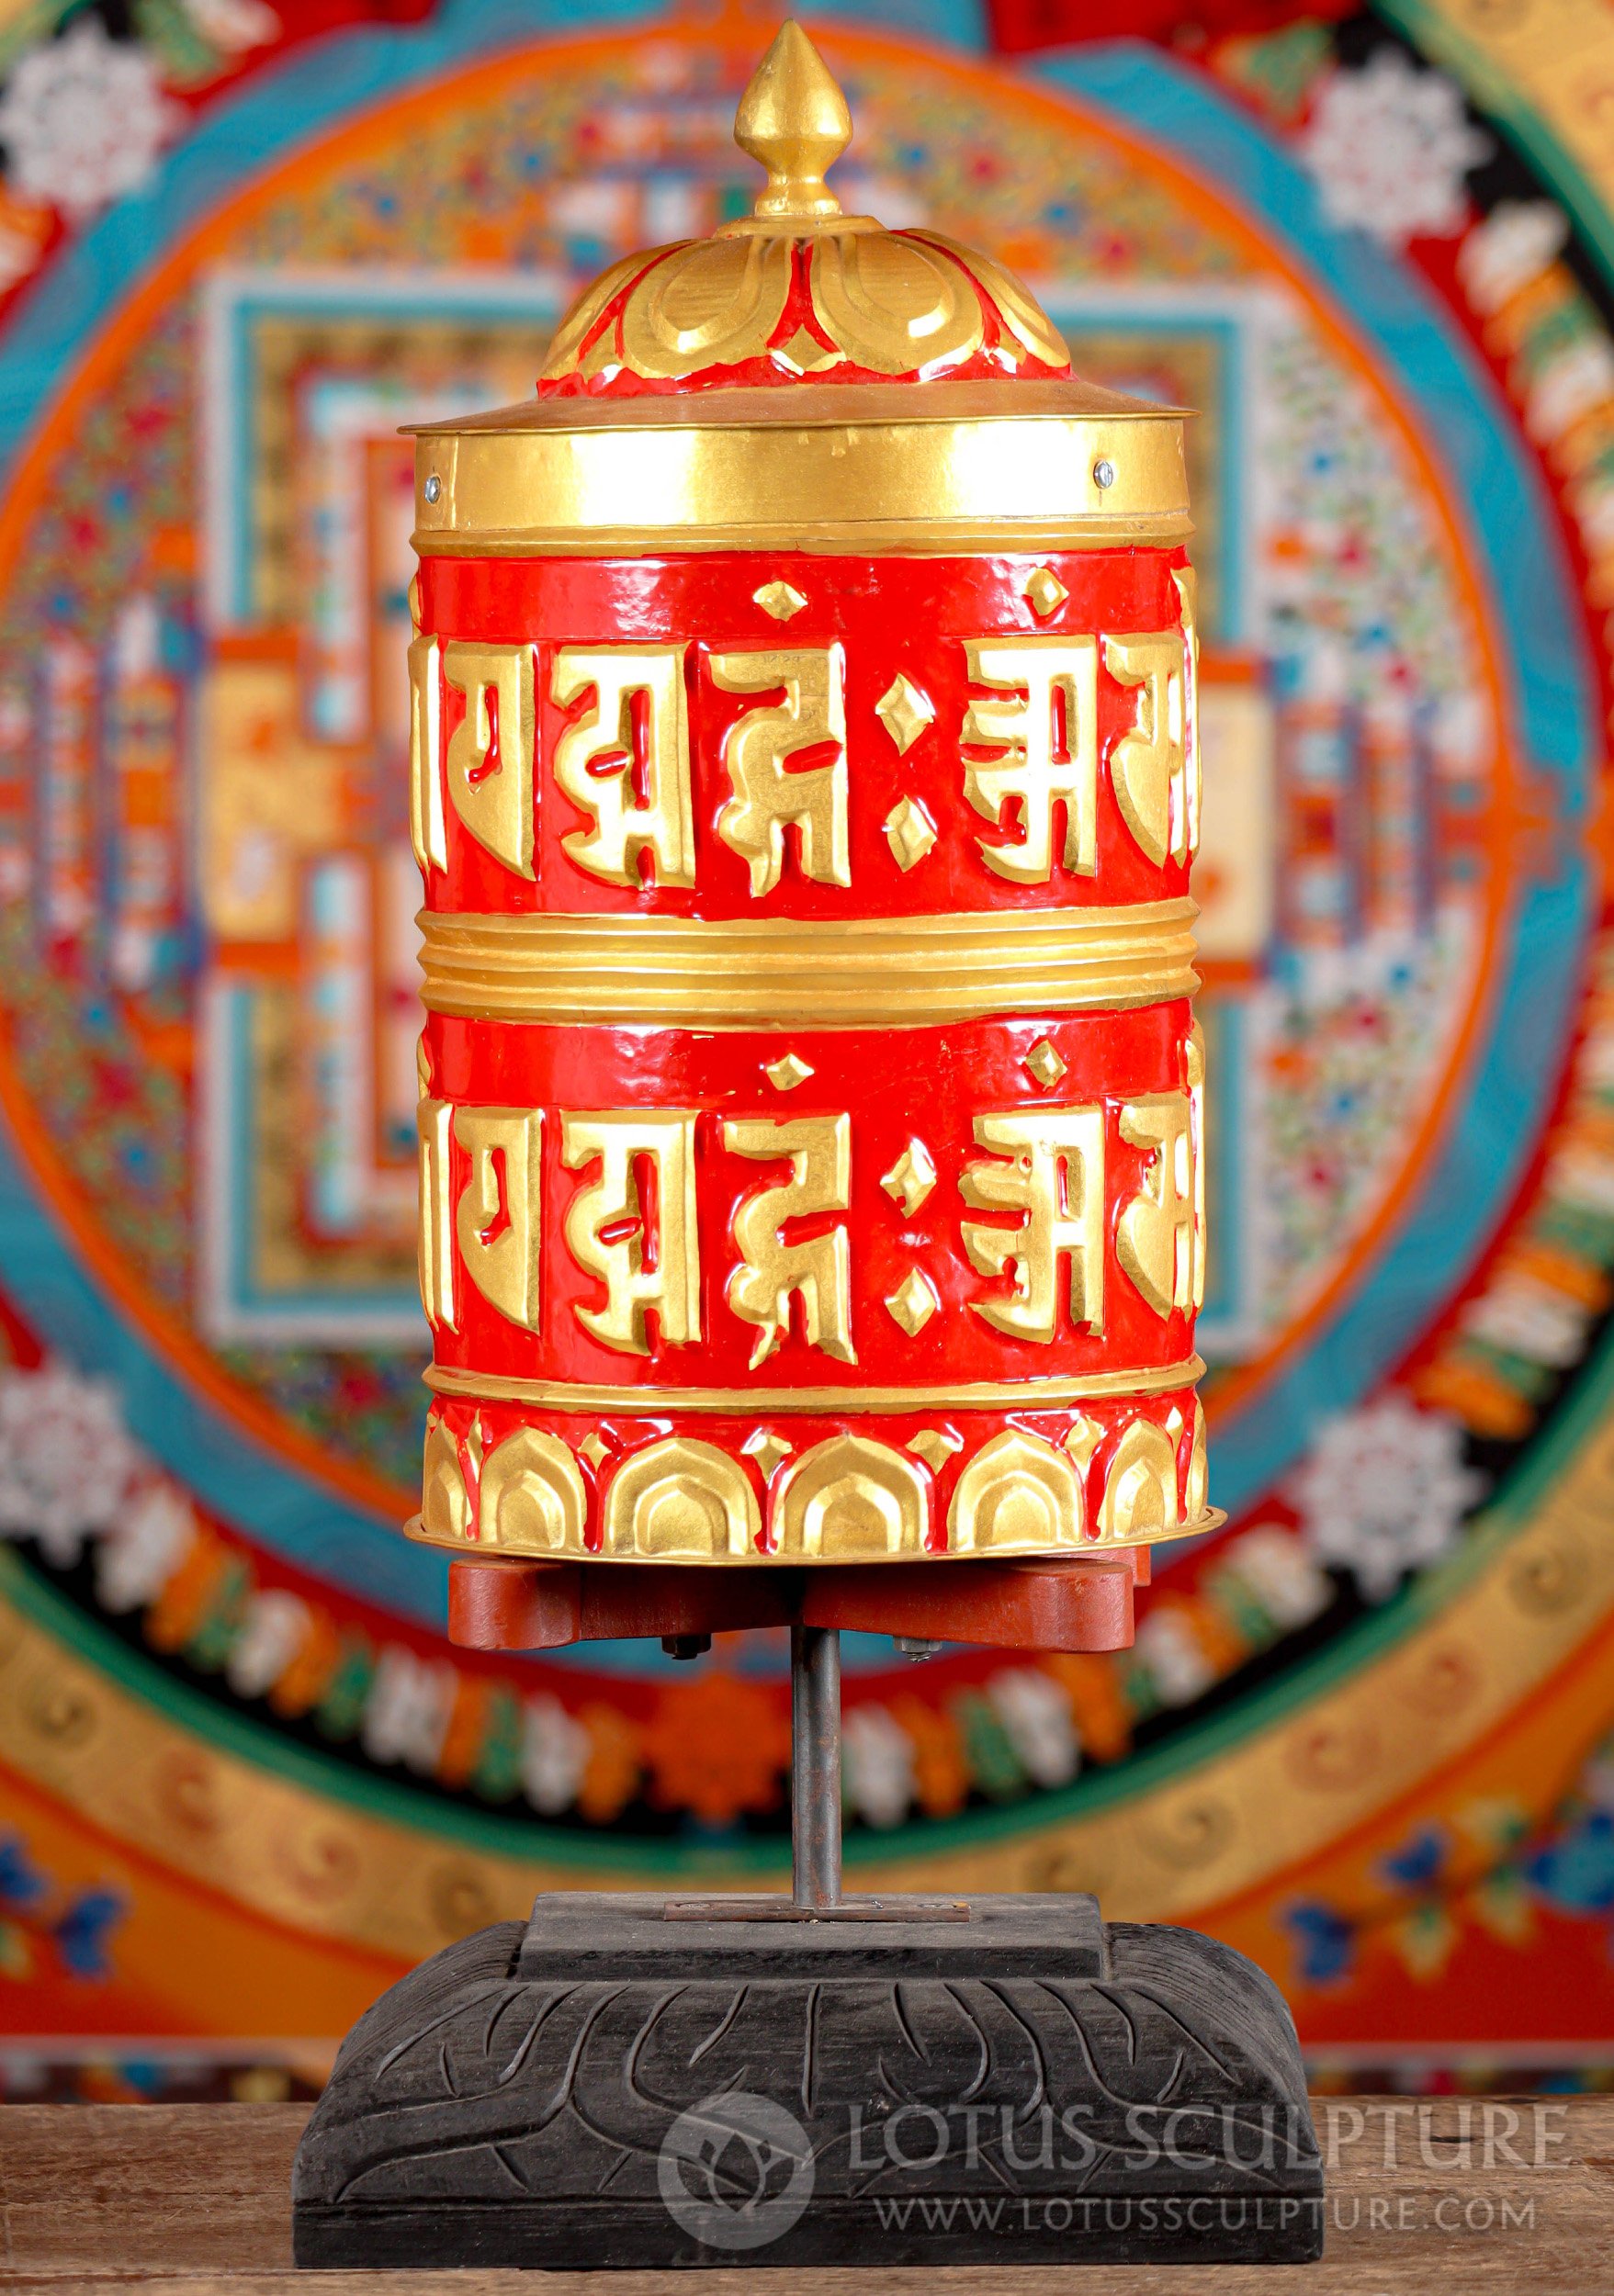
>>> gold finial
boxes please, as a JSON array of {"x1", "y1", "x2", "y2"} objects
[{"x1": 735, "y1": 21, "x2": 851, "y2": 221}]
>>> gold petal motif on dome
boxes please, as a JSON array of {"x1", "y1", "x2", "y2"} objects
[
  {"x1": 535, "y1": 23, "x2": 1068, "y2": 393},
  {"x1": 773, "y1": 322, "x2": 841, "y2": 376},
  {"x1": 909, "y1": 230, "x2": 1070, "y2": 370},
  {"x1": 807, "y1": 230, "x2": 985, "y2": 377},
  {"x1": 537, "y1": 247, "x2": 666, "y2": 384},
  {"x1": 613, "y1": 233, "x2": 794, "y2": 383}
]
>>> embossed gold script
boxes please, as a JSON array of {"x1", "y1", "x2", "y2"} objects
[
  {"x1": 711, "y1": 646, "x2": 849, "y2": 895},
  {"x1": 417, "y1": 1088, "x2": 1202, "y2": 1352},
  {"x1": 962, "y1": 1108, "x2": 1107, "y2": 1342},
  {"x1": 1104, "y1": 628, "x2": 1191, "y2": 868},
  {"x1": 442, "y1": 642, "x2": 536, "y2": 879},
  {"x1": 560, "y1": 1112, "x2": 702, "y2": 1354},
  {"x1": 551, "y1": 646, "x2": 695, "y2": 888},
  {"x1": 1116, "y1": 1094, "x2": 1196, "y2": 1319},
  {"x1": 963, "y1": 637, "x2": 1098, "y2": 884},
  {"x1": 453, "y1": 1109, "x2": 542, "y2": 1334},
  {"x1": 724, "y1": 1113, "x2": 856, "y2": 1365}
]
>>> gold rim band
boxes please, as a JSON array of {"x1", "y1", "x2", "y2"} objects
[
  {"x1": 408, "y1": 380, "x2": 1189, "y2": 554},
  {"x1": 402, "y1": 1507, "x2": 1226, "y2": 1564},
  {"x1": 419, "y1": 900, "x2": 1200, "y2": 1029},
  {"x1": 424, "y1": 1356, "x2": 1204, "y2": 1412}
]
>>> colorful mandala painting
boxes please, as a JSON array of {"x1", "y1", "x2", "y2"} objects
[{"x1": 2, "y1": 0, "x2": 1614, "y2": 2092}]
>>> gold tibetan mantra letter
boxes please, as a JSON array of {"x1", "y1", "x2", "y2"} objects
[
  {"x1": 551, "y1": 646, "x2": 696, "y2": 889},
  {"x1": 712, "y1": 646, "x2": 849, "y2": 895},
  {"x1": 962, "y1": 636, "x2": 1098, "y2": 883},
  {"x1": 561, "y1": 1111, "x2": 702, "y2": 1354},
  {"x1": 962, "y1": 1107, "x2": 1107, "y2": 1342},
  {"x1": 1117, "y1": 1093, "x2": 1199, "y2": 1319},
  {"x1": 441, "y1": 642, "x2": 536, "y2": 879},
  {"x1": 1103, "y1": 630, "x2": 1193, "y2": 869},
  {"x1": 454, "y1": 1107, "x2": 542, "y2": 1334},
  {"x1": 725, "y1": 1113, "x2": 856, "y2": 1367}
]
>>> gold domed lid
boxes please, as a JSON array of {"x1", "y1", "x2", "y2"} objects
[{"x1": 536, "y1": 21, "x2": 1070, "y2": 398}]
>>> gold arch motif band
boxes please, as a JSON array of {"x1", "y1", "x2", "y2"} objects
[
  {"x1": 409, "y1": 1401, "x2": 1218, "y2": 1562},
  {"x1": 423, "y1": 1355, "x2": 1204, "y2": 1412},
  {"x1": 408, "y1": 379, "x2": 1190, "y2": 554},
  {"x1": 419, "y1": 900, "x2": 1201, "y2": 1029}
]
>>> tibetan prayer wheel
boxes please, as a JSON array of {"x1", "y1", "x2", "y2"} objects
[
  {"x1": 404, "y1": 25, "x2": 1218, "y2": 1599},
  {"x1": 299, "y1": 41, "x2": 1324, "y2": 2268}
]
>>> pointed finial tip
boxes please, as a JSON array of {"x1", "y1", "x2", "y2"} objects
[{"x1": 735, "y1": 20, "x2": 852, "y2": 220}]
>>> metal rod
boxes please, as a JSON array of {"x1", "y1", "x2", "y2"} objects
[{"x1": 790, "y1": 1622, "x2": 842, "y2": 1910}]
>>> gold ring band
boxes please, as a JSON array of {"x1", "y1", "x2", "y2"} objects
[
  {"x1": 419, "y1": 899, "x2": 1200, "y2": 1029},
  {"x1": 423, "y1": 1356, "x2": 1204, "y2": 1413},
  {"x1": 403, "y1": 1508, "x2": 1226, "y2": 1563},
  {"x1": 408, "y1": 378, "x2": 1189, "y2": 554}
]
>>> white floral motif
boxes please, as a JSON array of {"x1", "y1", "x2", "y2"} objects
[
  {"x1": 1457, "y1": 201, "x2": 1568, "y2": 317},
  {"x1": 1134, "y1": 1608, "x2": 1217, "y2": 1708},
  {"x1": 988, "y1": 1668, "x2": 1079, "y2": 1788},
  {"x1": 362, "y1": 1645, "x2": 457, "y2": 1772},
  {"x1": 520, "y1": 1694, "x2": 590, "y2": 1815},
  {"x1": 0, "y1": 1362, "x2": 143, "y2": 1565},
  {"x1": 842, "y1": 1705, "x2": 915, "y2": 1829},
  {"x1": 1301, "y1": 51, "x2": 1489, "y2": 247},
  {"x1": 0, "y1": 22, "x2": 182, "y2": 223},
  {"x1": 1221, "y1": 1526, "x2": 1332, "y2": 1632},
  {"x1": 96, "y1": 1482, "x2": 193, "y2": 1612},
  {"x1": 225, "y1": 1588, "x2": 310, "y2": 1699},
  {"x1": 1291, "y1": 1392, "x2": 1484, "y2": 1602}
]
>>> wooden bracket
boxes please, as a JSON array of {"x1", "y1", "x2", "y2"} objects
[{"x1": 447, "y1": 1548, "x2": 1149, "y2": 1657}]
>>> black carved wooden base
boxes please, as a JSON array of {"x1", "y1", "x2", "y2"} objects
[{"x1": 293, "y1": 1894, "x2": 1324, "y2": 2269}]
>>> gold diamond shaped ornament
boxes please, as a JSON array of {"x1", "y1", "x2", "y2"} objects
[
  {"x1": 885, "y1": 1268, "x2": 940, "y2": 1337},
  {"x1": 753, "y1": 579, "x2": 807, "y2": 621},
  {"x1": 880, "y1": 1137, "x2": 937, "y2": 1215},
  {"x1": 907, "y1": 1427, "x2": 964, "y2": 1472},
  {"x1": 1024, "y1": 1038, "x2": 1068, "y2": 1088},
  {"x1": 875, "y1": 672, "x2": 935, "y2": 755},
  {"x1": 764, "y1": 1051, "x2": 814, "y2": 1091},
  {"x1": 1023, "y1": 566, "x2": 1069, "y2": 618},
  {"x1": 773, "y1": 324, "x2": 841, "y2": 376},
  {"x1": 742, "y1": 1429, "x2": 795, "y2": 1480},
  {"x1": 883, "y1": 797, "x2": 937, "y2": 872}
]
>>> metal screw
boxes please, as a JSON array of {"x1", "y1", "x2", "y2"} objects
[
  {"x1": 423, "y1": 473, "x2": 443, "y2": 504},
  {"x1": 1093, "y1": 457, "x2": 1116, "y2": 490},
  {"x1": 894, "y1": 1637, "x2": 942, "y2": 1661}
]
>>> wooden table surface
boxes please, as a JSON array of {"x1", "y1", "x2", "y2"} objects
[{"x1": 2, "y1": 2099, "x2": 1611, "y2": 2290}]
